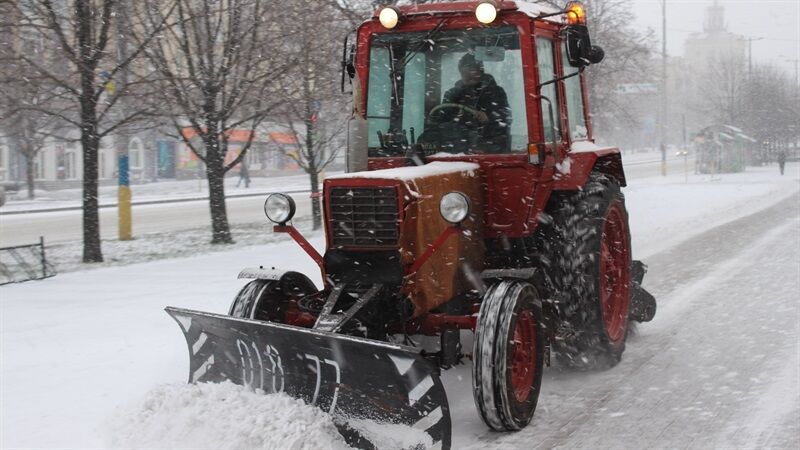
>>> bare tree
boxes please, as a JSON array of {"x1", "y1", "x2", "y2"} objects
[
  {"x1": 0, "y1": 86, "x2": 63, "y2": 200},
  {"x1": 741, "y1": 64, "x2": 799, "y2": 156},
  {"x1": 0, "y1": 2, "x2": 64, "y2": 199},
  {"x1": 579, "y1": 0, "x2": 654, "y2": 143},
  {"x1": 696, "y1": 52, "x2": 747, "y2": 127},
  {"x1": 277, "y1": 2, "x2": 349, "y2": 230},
  {"x1": 10, "y1": 0, "x2": 171, "y2": 262},
  {"x1": 138, "y1": 0, "x2": 289, "y2": 244}
]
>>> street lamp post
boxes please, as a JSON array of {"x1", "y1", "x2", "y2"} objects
[
  {"x1": 660, "y1": 0, "x2": 668, "y2": 176},
  {"x1": 745, "y1": 36, "x2": 764, "y2": 78}
]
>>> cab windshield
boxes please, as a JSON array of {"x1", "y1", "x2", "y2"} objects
[{"x1": 367, "y1": 26, "x2": 528, "y2": 157}]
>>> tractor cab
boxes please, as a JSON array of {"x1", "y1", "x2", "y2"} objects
[{"x1": 346, "y1": 1, "x2": 605, "y2": 170}]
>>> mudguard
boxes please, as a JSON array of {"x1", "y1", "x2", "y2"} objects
[
  {"x1": 166, "y1": 307, "x2": 451, "y2": 449},
  {"x1": 553, "y1": 149, "x2": 627, "y2": 190},
  {"x1": 629, "y1": 260, "x2": 656, "y2": 322}
]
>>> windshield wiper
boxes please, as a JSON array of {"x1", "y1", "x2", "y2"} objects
[
  {"x1": 388, "y1": 18, "x2": 446, "y2": 106},
  {"x1": 389, "y1": 18, "x2": 447, "y2": 85}
]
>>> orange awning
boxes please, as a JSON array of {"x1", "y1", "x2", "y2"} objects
[
  {"x1": 268, "y1": 131, "x2": 298, "y2": 145},
  {"x1": 181, "y1": 127, "x2": 256, "y2": 143}
]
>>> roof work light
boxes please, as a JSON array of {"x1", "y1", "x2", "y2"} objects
[
  {"x1": 475, "y1": 0, "x2": 498, "y2": 24},
  {"x1": 565, "y1": 2, "x2": 586, "y2": 25},
  {"x1": 379, "y1": 6, "x2": 400, "y2": 29}
]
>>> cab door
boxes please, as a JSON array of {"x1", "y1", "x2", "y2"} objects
[{"x1": 532, "y1": 30, "x2": 568, "y2": 169}]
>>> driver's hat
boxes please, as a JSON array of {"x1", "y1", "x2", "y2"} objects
[{"x1": 458, "y1": 53, "x2": 484, "y2": 73}]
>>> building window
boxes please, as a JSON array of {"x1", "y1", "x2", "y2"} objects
[
  {"x1": 35, "y1": 152, "x2": 45, "y2": 179},
  {"x1": 65, "y1": 152, "x2": 77, "y2": 179},
  {"x1": 129, "y1": 138, "x2": 143, "y2": 169}
]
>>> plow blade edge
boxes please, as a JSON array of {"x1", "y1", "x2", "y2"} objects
[{"x1": 166, "y1": 307, "x2": 451, "y2": 449}]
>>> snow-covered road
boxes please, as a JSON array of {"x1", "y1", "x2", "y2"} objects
[{"x1": 1, "y1": 164, "x2": 798, "y2": 449}]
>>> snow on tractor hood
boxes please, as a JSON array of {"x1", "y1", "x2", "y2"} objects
[{"x1": 329, "y1": 161, "x2": 480, "y2": 182}]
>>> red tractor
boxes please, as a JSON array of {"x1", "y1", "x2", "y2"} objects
[{"x1": 167, "y1": 2, "x2": 656, "y2": 448}]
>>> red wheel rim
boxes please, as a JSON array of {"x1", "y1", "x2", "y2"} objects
[
  {"x1": 599, "y1": 202, "x2": 631, "y2": 344},
  {"x1": 510, "y1": 309, "x2": 537, "y2": 403}
]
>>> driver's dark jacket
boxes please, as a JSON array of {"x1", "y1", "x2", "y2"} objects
[{"x1": 442, "y1": 74, "x2": 511, "y2": 151}]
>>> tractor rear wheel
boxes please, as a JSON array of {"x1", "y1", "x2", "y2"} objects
[
  {"x1": 548, "y1": 173, "x2": 632, "y2": 370},
  {"x1": 473, "y1": 280, "x2": 544, "y2": 431}
]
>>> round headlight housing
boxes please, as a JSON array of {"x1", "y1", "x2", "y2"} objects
[
  {"x1": 379, "y1": 7, "x2": 400, "y2": 29},
  {"x1": 475, "y1": 1, "x2": 498, "y2": 24},
  {"x1": 440, "y1": 192, "x2": 471, "y2": 224},
  {"x1": 264, "y1": 193, "x2": 296, "y2": 224}
]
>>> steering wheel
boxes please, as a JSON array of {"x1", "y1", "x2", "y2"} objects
[{"x1": 428, "y1": 103, "x2": 481, "y2": 122}]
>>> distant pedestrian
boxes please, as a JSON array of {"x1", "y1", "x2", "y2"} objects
[
  {"x1": 237, "y1": 161, "x2": 251, "y2": 188},
  {"x1": 777, "y1": 150, "x2": 786, "y2": 176}
]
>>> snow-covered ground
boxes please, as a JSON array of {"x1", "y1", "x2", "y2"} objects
[{"x1": 1, "y1": 163, "x2": 798, "y2": 449}]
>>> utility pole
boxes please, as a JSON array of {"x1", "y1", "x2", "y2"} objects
[
  {"x1": 745, "y1": 36, "x2": 764, "y2": 78},
  {"x1": 115, "y1": 2, "x2": 132, "y2": 240},
  {"x1": 660, "y1": 0, "x2": 668, "y2": 176},
  {"x1": 682, "y1": 113, "x2": 688, "y2": 182}
]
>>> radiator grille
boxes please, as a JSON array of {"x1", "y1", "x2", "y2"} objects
[{"x1": 328, "y1": 187, "x2": 399, "y2": 247}]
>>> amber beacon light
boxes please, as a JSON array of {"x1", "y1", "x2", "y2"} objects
[{"x1": 565, "y1": 2, "x2": 586, "y2": 25}]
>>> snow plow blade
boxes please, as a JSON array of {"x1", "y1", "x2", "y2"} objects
[{"x1": 166, "y1": 307, "x2": 451, "y2": 449}]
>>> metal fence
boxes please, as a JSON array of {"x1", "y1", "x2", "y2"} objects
[{"x1": 0, "y1": 237, "x2": 56, "y2": 285}]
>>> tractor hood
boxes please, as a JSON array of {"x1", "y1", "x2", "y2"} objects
[{"x1": 323, "y1": 162, "x2": 485, "y2": 316}]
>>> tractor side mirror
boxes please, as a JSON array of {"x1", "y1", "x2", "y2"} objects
[
  {"x1": 563, "y1": 25, "x2": 604, "y2": 67},
  {"x1": 341, "y1": 31, "x2": 356, "y2": 93}
]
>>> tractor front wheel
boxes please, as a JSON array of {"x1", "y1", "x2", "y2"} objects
[
  {"x1": 473, "y1": 280, "x2": 544, "y2": 431},
  {"x1": 229, "y1": 279, "x2": 282, "y2": 321}
]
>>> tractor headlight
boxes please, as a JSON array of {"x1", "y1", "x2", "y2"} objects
[
  {"x1": 264, "y1": 193, "x2": 296, "y2": 224},
  {"x1": 475, "y1": 1, "x2": 498, "y2": 24},
  {"x1": 379, "y1": 7, "x2": 400, "y2": 29},
  {"x1": 440, "y1": 192, "x2": 470, "y2": 224}
]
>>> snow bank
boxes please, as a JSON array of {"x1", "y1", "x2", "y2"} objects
[{"x1": 107, "y1": 381, "x2": 350, "y2": 450}]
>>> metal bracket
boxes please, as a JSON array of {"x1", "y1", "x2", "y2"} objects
[
  {"x1": 314, "y1": 284, "x2": 383, "y2": 333},
  {"x1": 480, "y1": 267, "x2": 537, "y2": 281}
]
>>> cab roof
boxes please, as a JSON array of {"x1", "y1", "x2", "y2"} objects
[{"x1": 374, "y1": 1, "x2": 566, "y2": 24}]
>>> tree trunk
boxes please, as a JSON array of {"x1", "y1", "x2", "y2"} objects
[
  {"x1": 306, "y1": 107, "x2": 323, "y2": 230},
  {"x1": 76, "y1": 0, "x2": 102, "y2": 263},
  {"x1": 310, "y1": 169, "x2": 321, "y2": 230},
  {"x1": 204, "y1": 134, "x2": 233, "y2": 244},
  {"x1": 81, "y1": 131, "x2": 103, "y2": 262},
  {"x1": 24, "y1": 151, "x2": 35, "y2": 200}
]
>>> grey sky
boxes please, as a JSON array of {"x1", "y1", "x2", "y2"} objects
[{"x1": 628, "y1": 0, "x2": 799, "y2": 80}]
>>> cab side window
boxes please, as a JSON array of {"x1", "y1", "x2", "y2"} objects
[
  {"x1": 561, "y1": 42, "x2": 587, "y2": 140},
  {"x1": 536, "y1": 37, "x2": 561, "y2": 143}
]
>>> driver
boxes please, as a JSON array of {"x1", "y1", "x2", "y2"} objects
[{"x1": 441, "y1": 53, "x2": 511, "y2": 151}]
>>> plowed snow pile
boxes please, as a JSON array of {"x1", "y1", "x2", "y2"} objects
[{"x1": 106, "y1": 381, "x2": 350, "y2": 450}]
